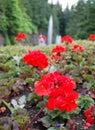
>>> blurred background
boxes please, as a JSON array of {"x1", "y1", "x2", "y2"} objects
[{"x1": 0, "y1": 0, "x2": 95, "y2": 45}]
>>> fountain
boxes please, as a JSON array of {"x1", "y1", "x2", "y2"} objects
[
  {"x1": 47, "y1": 0, "x2": 53, "y2": 45},
  {"x1": 47, "y1": 15, "x2": 53, "y2": 45}
]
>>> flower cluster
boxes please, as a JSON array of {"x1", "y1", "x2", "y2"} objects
[
  {"x1": 51, "y1": 45, "x2": 66, "y2": 61},
  {"x1": 88, "y1": 34, "x2": 95, "y2": 41},
  {"x1": 15, "y1": 33, "x2": 27, "y2": 41},
  {"x1": 23, "y1": 50, "x2": 48, "y2": 69},
  {"x1": 34, "y1": 71, "x2": 78, "y2": 112},
  {"x1": 39, "y1": 35, "x2": 46, "y2": 42},
  {"x1": 61, "y1": 35, "x2": 73, "y2": 44},
  {"x1": 84, "y1": 105, "x2": 95, "y2": 123},
  {"x1": 71, "y1": 44, "x2": 84, "y2": 53}
]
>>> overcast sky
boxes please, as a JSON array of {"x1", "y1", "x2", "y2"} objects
[{"x1": 48, "y1": 0, "x2": 79, "y2": 10}]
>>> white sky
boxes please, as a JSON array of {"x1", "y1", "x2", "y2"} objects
[{"x1": 48, "y1": 0, "x2": 79, "y2": 10}]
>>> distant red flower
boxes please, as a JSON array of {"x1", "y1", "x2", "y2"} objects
[
  {"x1": 61, "y1": 35, "x2": 73, "y2": 44},
  {"x1": 88, "y1": 34, "x2": 95, "y2": 41},
  {"x1": 71, "y1": 44, "x2": 84, "y2": 53},
  {"x1": 39, "y1": 35, "x2": 46, "y2": 42},
  {"x1": 51, "y1": 45, "x2": 66, "y2": 53},
  {"x1": 34, "y1": 71, "x2": 78, "y2": 112},
  {"x1": 15, "y1": 33, "x2": 27, "y2": 41},
  {"x1": 23, "y1": 50, "x2": 48, "y2": 69},
  {"x1": 84, "y1": 105, "x2": 95, "y2": 123},
  {"x1": 51, "y1": 45, "x2": 66, "y2": 61}
]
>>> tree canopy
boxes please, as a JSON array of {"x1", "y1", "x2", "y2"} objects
[
  {"x1": 0, "y1": 0, "x2": 95, "y2": 45},
  {"x1": 65, "y1": 0, "x2": 95, "y2": 39}
]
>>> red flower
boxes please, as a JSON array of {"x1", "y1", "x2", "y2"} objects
[
  {"x1": 84, "y1": 105, "x2": 95, "y2": 123},
  {"x1": 86, "y1": 116, "x2": 95, "y2": 123},
  {"x1": 51, "y1": 45, "x2": 66, "y2": 54},
  {"x1": 45, "y1": 98, "x2": 56, "y2": 110},
  {"x1": 51, "y1": 45, "x2": 66, "y2": 61},
  {"x1": 55, "y1": 96, "x2": 77, "y2": 112},
  {"x1": 15, "y1": 33, "x2": 27, "y2": 41},
  {"x1": 88, "y1": 34, "x2": 95, "y2": 41},
  {"x1": 34, "y1": 72, "x2": 76, "y2": 96},
  {"x1": 34, "y1": 81, "x2": 50, "y2": 96},
  {"x1": 46, "y1": 93, "x2": 78, "y2": 112},
  {"x1": 34, "y1": 71, "x2": 60, "y2": 96},
  {"x1": 51, "y1": 55, "x2": 60, "y2": 61},
  {"x1": 35, "y1": 72, "x2": 76, "y2": 94},
  {"x1": 47, "y1": 87, "x2": 78, "y2": 112},
  {"x1": 71, "y1": 44, "x2": 84, "y2": 53},
  {"x1": 61, "y1": 35, "x2": 73, "y2": 44},
  {"x1": 23, "y1": 50, "x2": 48, "y2": 69},
  {"x1": 39, "y1": 35, "x2": 46, "y2": 42},
  {"x1": 34, "y1": 71, "x2": 78, "y2": 112}
]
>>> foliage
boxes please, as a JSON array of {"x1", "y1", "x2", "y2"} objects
[
  {"x1": 77, "y1": 95, "x2": 94, "y2": 110},
  {"x1": 0, "y1": 0, "x2": 36, "y2": 45},
  {"x1": 1, "y1": 0, "x2": 95, "y2": 45},
  {"x1": 0, "y1": 40, "x2": 95, "y2": 129},
  {"x1": 65, "y1": 0, "x2": 95, "y2": 39}
]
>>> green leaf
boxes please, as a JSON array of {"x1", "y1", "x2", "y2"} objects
[
  {"x1": 47, "y1": 127, "x2": 56, "y2": 130},
  {"x1": 61, "y1": 112, "x2": 70, "y2": 119},
  {"x1": 2, "y1": 100, "x2": 14, "y2": 113},
  {"x1": 83, "y1": 74, "x2": 94, "y2": 81},
  {"x1": 45, "y1": 109, "x2": 61, "y2": 118},
  {"x1": 25, "y1": 78, "x2": 34, "y2": 84},
  {"x1": 39, "y1": 116, "x2": 52, "y2": 127},
  {"x1": 27, "y1": 92, "x2": 39, "y2": 101}
]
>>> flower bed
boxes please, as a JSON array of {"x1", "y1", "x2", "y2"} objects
[{"x1": 0, "y1": 40, "x2": 95, "y2": 130}]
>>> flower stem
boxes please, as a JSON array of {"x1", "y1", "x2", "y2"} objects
[{"x1": 24, "y1": 105, "x2": 45, "y2": 130}]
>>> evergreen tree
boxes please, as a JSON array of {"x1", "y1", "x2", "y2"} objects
[
  {"x1": 85, "y1": 0, "x2": 95, "y2": 36},
  {"x1": 65, "y1": 0, "x2": 95, "y2": 39},
  {"x1": 65, "y1": 0, "x2": 87, "y2": 39},
  {"x1": 27, "y1": 0, "x2": 50, "y2": 35},
  {"x1": 0, "y1": 0, "x2": 36, "y2": 45},
  {"x1": 0, "y1": 0, "x2": 10, "y2": 45}
]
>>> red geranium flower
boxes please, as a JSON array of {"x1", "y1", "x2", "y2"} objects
[
  {"x1": 34, "y1": 71, "x2": 78, "y2": 112},
  {"x1": 34, "y1": 71, "x2": 61, "y2": 96},
  {"x1": 23, "y1": 50, "x2": 48, "y2": 69},
  {"x1": 46, "y1": 87, "x2": 78, "y2": 112},
  {"x1": 39, "y1": 35, "x2": 46, "y2": 42},
  {"x1": 55, "y1": 96, "x2": 77, "y2": 112},
  {"x1": 51, "y1": 45, "x2": 66, "y2": 61},
  {"x1": 51, "y1": 45, "x2": 66, "y2": 54},
  {"x1": 46, "y1": 90, "x2": 78, "y2": 112},
  {"x1": 15, "y1": 33, "x2": 27, "y2": 41},
  {"x1": 88, "y1": 34, "x2": 95, "y2": 41},
  {"x1": 84, "y1": 105, "x2": 95, "y2": 123},
  {"x1": 61, "y1": 35, "x2": 73, "y2": 44},
  {"x1": 71, "y1": 44, "x2": 84, "y2": 53},
  {"x1": 34, "y1": 71, "x2": 76, "y2": 96}
]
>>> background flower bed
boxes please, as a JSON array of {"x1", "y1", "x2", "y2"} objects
[{"x1": 0, "y1": 40, "x2": 95, "y2": 130}]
